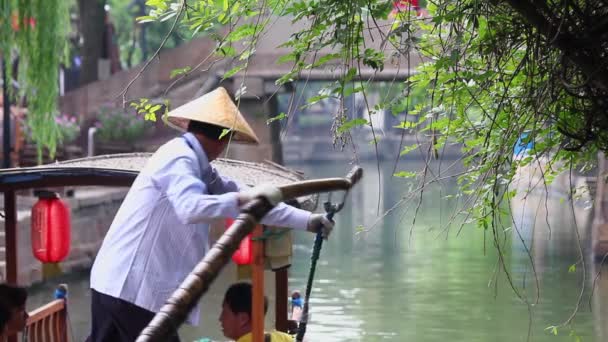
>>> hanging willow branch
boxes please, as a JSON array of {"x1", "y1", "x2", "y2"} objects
[
  {"x1": 0, "y1": 0, "x2": 70, "y2": 163},
  {"x1": 135, "y1": 1, "x2": 608, "y2": 333}
]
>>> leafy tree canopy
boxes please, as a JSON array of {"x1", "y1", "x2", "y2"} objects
[
  {"x1": 107, "y1": 0, "x2": 196, "y2": 68},
  {"x1": 140, "y1": 0, "x2": 607, "y2": 228}
]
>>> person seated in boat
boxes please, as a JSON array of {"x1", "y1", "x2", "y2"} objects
[
  {"x1": 0, "y1": 284, "x2": 29, "y2": 337},
  {"x1": 219, "y1": 282, "x2": 292, "y2": 342},
  {"x1": 290, "y1": 290, "x2": 303, "y2": 322},
  {"x1": 0, "y1": 304, "x2": 11, "y2": 340}
]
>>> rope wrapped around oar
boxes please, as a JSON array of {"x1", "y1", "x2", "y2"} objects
[{"x1": 136, "y1": 166, "x2": 363, "y2": 342}]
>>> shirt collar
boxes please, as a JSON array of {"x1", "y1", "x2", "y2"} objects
[
  {"x1": 236, "y1": 333, "x2": 252, "y2": 342},
  {"x1": 182, "y1": 132, "x2": 210, "y2": 171}
]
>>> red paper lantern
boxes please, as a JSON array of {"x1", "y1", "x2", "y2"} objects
[
  {"x1": 31, "y1": 190, "x2": 71, "y2": 263},
  {"x1": 225, "y1": 218, "x2": 257, "y2": 265}
]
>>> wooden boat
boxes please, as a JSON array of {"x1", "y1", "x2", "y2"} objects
[{"x1": 0, "y1": 153, "x2": 320, "y2": 342}]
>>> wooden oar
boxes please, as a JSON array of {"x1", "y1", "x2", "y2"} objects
[{"x1": 136, "y1": 167, "x2": 363, "y2": 342}]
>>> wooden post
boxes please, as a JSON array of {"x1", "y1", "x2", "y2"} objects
[
  {"x1": 2, "y1": 57, "x2": 11, "y2": 169},
  {"x1": 5, "y1": 190, "x2": 17, "y2": 284},
  {"x1": 251, "y1": 225, "x2": 265, "y2": 342},
  {"x1": 4, "y1": 190, "x2": 17, "y2": 342},
  {"x1": 275, "y1": 268, "x2": 288, "y2": 332},
  {"x1": 267, "y1": 96, "x2": 289, "y2": 333}
]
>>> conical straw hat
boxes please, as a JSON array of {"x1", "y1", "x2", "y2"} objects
[{"x1": 167, "y1": 87, "x2": 260, "y2": 144}]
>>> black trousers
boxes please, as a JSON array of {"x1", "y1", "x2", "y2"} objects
[{"x1": 87, "y1": 290, "x2": 181, "y2": 342}]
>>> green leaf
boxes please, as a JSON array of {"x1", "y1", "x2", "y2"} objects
[
  {"x1": 239, "y1": 47, "x2": 256, "y2": 61},
  {"x1": 394, "y1": 120, "x2": 418, "y2": 129},
  {"x1": 267, "y1": 112, "x2": 287, "y2": 124},
  {"x1": 342, "y1": 85, "x2": 363, "y2": 98},
  {"x1": 149, "y1": 104, "x2": 162, "y2": 113},
  {"x1": 219, "y1": 128, "x2": 232, "y2": 140},
  {"x1": 337, "y1": 118, "x2": 368, "y2": 133},
  {"x1": 275, "y1": 72, "x2": 296, "y2": 85},
  {"x1": 159, "y1": 11, "x2": 178, "y2": 22},
  {"x1": 343, "y1": 67, "x2": 358, "y2": 83},
  {"x1": 306, "y1": 93, "x2": 331, "y2": 105},
  {"x1": 393, "y1": 171, "x2": 417, "y2": 178},
  {"x1": 227, "y1": 24, "x2": 256, "y2": 42},
  {"x1": 144, "y1": 113, "x2": 157, "y2": 122},
  {"x1": 170, "y1": 67, "x2": 191, "y2": 79},
  {"x1": 362, "y1": 48, "x2": 385, "y2": 71},
  {"x1": 545, "y1": 326, "x2": 558, "y2": 335},
  {"x1": 568, "y1": 264, "x2": 576, "y2": 273},
  {"x1": 222, "y1": 64, "x2": 247, "y2": 80},
  {"x1": 399, "y1": 144, "x2": 419, "y2": 156},
  {"x1": 216, "y1": 46, "x2": 236, "y2": 57},
  {"x1": 311, "y1": 53, "x2": 341, "y2": 67},
  {"x1": 146, "y1": 0, "x2": 168, "y2": 8},
  {"x1": 277, "y1": 52, "x2": 297, "y2": 64},
  {"x1": 137, "y1": 16, "x2": 158, "y2": 23}
]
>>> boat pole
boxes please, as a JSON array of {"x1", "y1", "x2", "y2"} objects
[
  {"x1": 2, "y1": 58, "x2": 17, "y2": 286},
  {"x1": 2, "y1": 57, "x2": 11, "y2": 168},
  {"x1": 251, "y1": 224, "x2": 265, "y2": 342},
  {"x1": 4, "y1": 190, "x2": 17, "y2": 284},
  {"x1": 3, "y1": 190, "x2": 17, "y2": 342}
]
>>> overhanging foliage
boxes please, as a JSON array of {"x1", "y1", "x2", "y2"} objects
[{"x1": 0, "y1": 0, "x2": 70, "y2": 162}]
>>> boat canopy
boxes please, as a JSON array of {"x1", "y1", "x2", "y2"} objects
[{"x1": 0, "y1": 153, "x2": 315, "y2": 208}]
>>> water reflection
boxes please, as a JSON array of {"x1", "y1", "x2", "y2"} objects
[{"x1": 288, "y1": 160, "x2": 599, "y2": 341}]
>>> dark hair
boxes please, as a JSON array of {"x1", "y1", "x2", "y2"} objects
[
  {"x1": 0, "y1": 304, "x2": 10, "y2": 334},
  {"x1": 223, "y1": 282, "x2": 268, "y2": 316},
  {"x1": 0, "y1": 284, "x2": 28, "y2": 309},
  {"x1": 187, "y1": 121, "x2": 231, "y2": 140}
]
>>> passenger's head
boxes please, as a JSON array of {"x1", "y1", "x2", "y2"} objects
[
  {"x1": 0, "y1": 304, "x2": 10, "y2": 337},
  {"x1": 219, "y1": 282, "x2": 268, "y2": 340},
  {"x1": 0, "y1": 284, "x2": 29, "y2": 334},
  {"x1": 187, "y1": 121, "x2": 232, "y2": 161}
]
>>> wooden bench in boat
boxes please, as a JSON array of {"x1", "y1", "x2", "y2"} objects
[
  {"x1": 25, "y1": 298, "x2": 68, "y2": 342},
  {"x1": 0, "y1": 154, "x2": 317, "y2": 342}
]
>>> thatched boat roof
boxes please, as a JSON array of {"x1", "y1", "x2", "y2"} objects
[{"x1": 0, "y1": 153, "x2": 315, "y2": 209}]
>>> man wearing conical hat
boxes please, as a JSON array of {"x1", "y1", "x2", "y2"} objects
[{"x1": 87, "y1": 87, "x2": 333, "y2": 342}]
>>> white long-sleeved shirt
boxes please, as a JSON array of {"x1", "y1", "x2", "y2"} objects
[{"x1": 90, "y1": 133, "x2": 311, "y2": 325}]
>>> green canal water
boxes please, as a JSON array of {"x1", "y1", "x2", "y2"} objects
[{"x1": 27, "y1": 160, "x2": 607, "y2": 341}]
